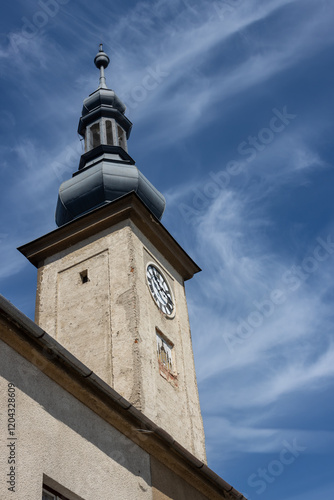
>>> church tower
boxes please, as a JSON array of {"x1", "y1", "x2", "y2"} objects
[{"x1": 19, "y1": 46, "x2": 206, "y2": 462}]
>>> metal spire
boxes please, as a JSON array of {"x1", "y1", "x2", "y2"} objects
[{"x1": 94, "y1": 44, "x2": 110, "y2": 89}]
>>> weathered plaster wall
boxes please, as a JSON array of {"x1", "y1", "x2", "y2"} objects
[
  {"x1": 35, "y1": 219, "x2": 206, "y2": 462},
  {"x1": 130, "y1": 222, "x2": 207, "y2": 462},
  {"x1": 0, "y1": 339, "x2": 152, "y2": 500},
  {"x1": 151, "y1": 456, "x2": 211, "y2": 500}
]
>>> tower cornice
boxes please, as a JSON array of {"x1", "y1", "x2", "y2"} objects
[
  {"x1": 18, "y1": 192, "x2": 201, "y2": 281},
  {"x1": 77, "y1": 144, "x2": 135, "y2": 172}
]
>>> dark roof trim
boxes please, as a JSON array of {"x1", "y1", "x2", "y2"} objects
[
  {"x1": 77, "y1": 145, "x2": 136, "y2": 173},
  {"x1": 0, "y1": 295, "x2": 246, "y2": 500}
]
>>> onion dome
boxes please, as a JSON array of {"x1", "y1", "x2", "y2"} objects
[{"x1": 55, "y1": 45, "x2": 165, "y2": 227}]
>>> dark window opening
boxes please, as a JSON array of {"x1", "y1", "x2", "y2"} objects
[
  {"x1": 91, "y1": 123, "x2": 100, "y2": 149},
  {"x1": 117, "y1": 126, "x2": 126, "y2": 149},
  {"x1": 106, "y1": 120, "x2": 114, "y2": 145},
  {"x1": 43, "y1": 485, "x2": 70, "y2": 500},
  {"x1": 80, "y1": 270, "x2": 89, "y2": 284}
]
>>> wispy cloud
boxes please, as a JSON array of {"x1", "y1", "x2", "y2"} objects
[
  {"x1": 104, "y1": 0, "x2": 334, "y2": 148},
  {"x1": 166, "y1": 113, "x2": 334, "y2": 468}
]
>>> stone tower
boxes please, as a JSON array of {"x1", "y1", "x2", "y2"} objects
[{"x1": 19, "y1": 46, "x2": 206, "y2": 462}]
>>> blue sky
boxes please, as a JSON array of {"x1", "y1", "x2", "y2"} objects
[{"x1": 1, "y1": 0, "x2": 334, "y2": 498}]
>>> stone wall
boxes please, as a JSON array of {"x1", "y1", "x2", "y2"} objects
[
  {"x1": 0, "y1": 339, "x2": 151, "y2": 500},
  {"x1": 35, "y1": 219, "x2": 206, "y2": 462}
]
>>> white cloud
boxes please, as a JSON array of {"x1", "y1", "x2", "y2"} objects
[
  {"x1": 171, "y1": 140, "x2": 334, "y2": 461},
  {"x1": 105, "y1": 0, "x2": 334, "y2": 148}
]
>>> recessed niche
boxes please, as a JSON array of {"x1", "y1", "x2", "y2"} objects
[{"x1": 80, "y1": 270, "x2": 89, "y2": 284}]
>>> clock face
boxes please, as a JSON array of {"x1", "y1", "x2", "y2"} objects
[{"x1": 146, "y1": 264, "x2": 174, "y2": 315}]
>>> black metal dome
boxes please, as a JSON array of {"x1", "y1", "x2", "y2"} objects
[{"x1": 55, "y1": 45, "x2": 166, "y2": 227}]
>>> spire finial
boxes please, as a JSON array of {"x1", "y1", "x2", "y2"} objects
[{"x1": 94, "y1": 44, "x2": 110, "y2": 89}]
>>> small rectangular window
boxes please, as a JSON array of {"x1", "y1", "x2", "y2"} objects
[
  {"x1": 106, "y1": 120, "x2": 114, "y2": 145},
  {"x1": 117, "y1": 126, "x2": 126, "y2": 149},
  {"x1": 43, "y1": 491, "x2": 56, "y2": 500},
  {"x1": 157, "y1": 333, "x2": 173, "y2": 371},
  {"x1": 43, "y1": 486, "x2": 69, "y2": 500},
  {"x1": 80, "y1": 270, "x2": 89, "y2": 284},
  {"x1": 91, "y1": 123, "x2": 100, "y2": 149},
  {"x1": 156, "y1": 330, "x2": 178, "y2": 387}
]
